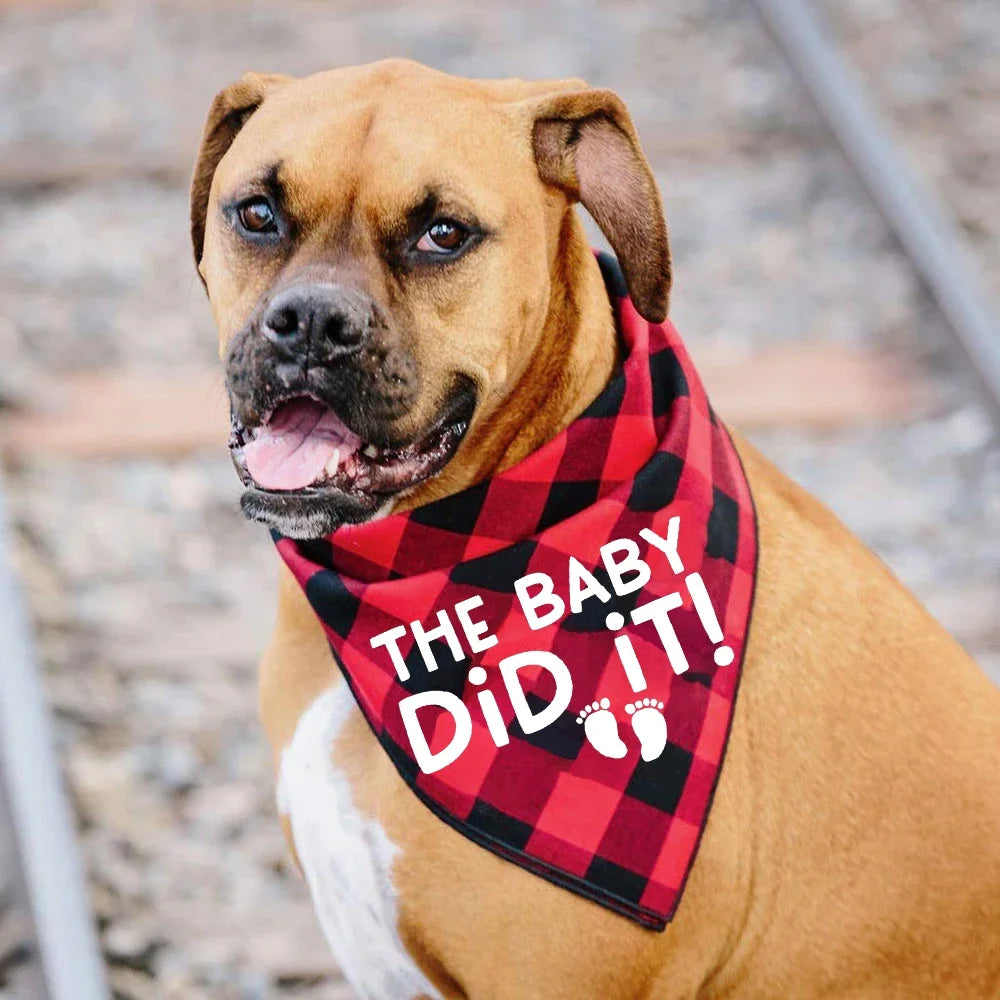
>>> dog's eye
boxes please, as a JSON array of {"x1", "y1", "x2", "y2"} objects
[
  {"x1": 236, "y1": 197, "x2": 277, "y2": 234},
  {"x1": 416, "y1": 219, "x2": 468, "y2": 254}
]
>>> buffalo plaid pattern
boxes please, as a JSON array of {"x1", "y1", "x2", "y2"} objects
[{"x1": 274, "y1": 254, "x2": 758, "y2": 929}]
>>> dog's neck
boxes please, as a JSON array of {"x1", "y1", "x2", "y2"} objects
[{"x1": 404, "y1": 215, "x2": 618, "y2": 510}]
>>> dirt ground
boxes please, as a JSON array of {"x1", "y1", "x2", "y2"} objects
[{"x1": 0, "y1": 1, "x2": 998, "y2": 997}]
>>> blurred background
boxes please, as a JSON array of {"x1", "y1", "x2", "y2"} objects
[{"x1": 0, "y1": 0, "x2": 997, "y2": 997}]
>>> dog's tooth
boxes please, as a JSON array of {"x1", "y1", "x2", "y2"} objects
[
  {"x1": 362, "y1": 444, "x2": 379, "y2": 459},
  {"x1": 324, "y1": 448, "x2": 341, "y2": 478}
]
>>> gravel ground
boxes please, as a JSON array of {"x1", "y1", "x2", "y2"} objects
[{"x1": 0, "y1": 1, "x2": 997, "y2": 997}]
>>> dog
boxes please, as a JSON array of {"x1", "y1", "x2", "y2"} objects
[{"x1": 191, "y1": 60, "x2": 1000, "y2": 999}]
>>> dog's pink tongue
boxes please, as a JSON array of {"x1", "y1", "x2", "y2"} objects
[{"x1": 244, "y1": 399, "x2": 360, "y2": 491}]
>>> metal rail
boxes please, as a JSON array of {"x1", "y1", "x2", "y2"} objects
[
  {"x1": 0, "y1": 479, "x2": 108, "y2": 1000},
  {"x1": 753, "y1": 0, "x2": 1000, "y2": 424}
]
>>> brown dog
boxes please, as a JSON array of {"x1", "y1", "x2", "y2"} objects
[{"x1": 191, "y1": 60, "x2": 1000, "y2": 999}]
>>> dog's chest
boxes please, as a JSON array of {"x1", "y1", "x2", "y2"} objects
[{"x1": 277, "y1": 685, "x2": 442, "y2": 1000}]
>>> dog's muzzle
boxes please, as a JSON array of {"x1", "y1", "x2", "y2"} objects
[{"x1": 223, "y1": 281, "x2": 476, "y2": 538}]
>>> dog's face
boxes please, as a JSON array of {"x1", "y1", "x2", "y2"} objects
[{"x1": 192, "y1": 60, "x2": 669, "y2": 538}]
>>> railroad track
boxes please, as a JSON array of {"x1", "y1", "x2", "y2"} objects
[
  {"x1": 0, "y1": 480, "x2": 108, "y2": 1000},
  {"x1": 754, "y1": 0, "x2": 1000, "y2": 423},
  {"x1": 1, "y1": 794, "x2": 43, "y2": 999}
]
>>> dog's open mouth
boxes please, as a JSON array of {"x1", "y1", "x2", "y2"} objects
[{"x1": 229, "y1": 393, "x2": 473, "y2": 503}]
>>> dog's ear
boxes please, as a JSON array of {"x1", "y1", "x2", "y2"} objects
[
  {"x1": 524, "y1": 88, "x2": 670, "y2": 322},
  {"x1": 190, "y1": 72, "x2": 291, "y2": 275}
]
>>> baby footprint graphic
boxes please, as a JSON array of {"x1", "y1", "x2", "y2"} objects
[
  {"x1": 576, "y1": 698, "x2": 627, "y2": 759},
  {"x1": 625, "y1": 699, "x2": 668, "y2": 762}
]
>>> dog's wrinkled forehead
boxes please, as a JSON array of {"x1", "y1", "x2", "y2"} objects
[{"x1": 214, "y1": 68, "x2": 520, "y2": 239}]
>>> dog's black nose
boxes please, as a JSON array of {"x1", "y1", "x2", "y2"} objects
[{"x1": 261, "y1": 284, "x2": 367, "y2": 355}]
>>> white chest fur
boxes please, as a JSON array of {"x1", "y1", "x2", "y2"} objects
[{"x1": 277, "y1": 685, "x2": 442, "y2": 1000}]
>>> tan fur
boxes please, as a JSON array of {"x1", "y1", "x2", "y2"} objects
[{"x1": 196, "y1": 60, "x2": 1000, "y2": 998}]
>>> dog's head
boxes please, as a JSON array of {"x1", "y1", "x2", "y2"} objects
[{"x1": 192, "y1": 60, "x2": 669, "y2": 538}]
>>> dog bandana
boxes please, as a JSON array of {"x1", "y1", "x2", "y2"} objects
[{"x1": 274, "y1": 254, "x2": 757, "y2": 929}]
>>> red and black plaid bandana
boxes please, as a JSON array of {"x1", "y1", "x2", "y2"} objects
[{"x1": 274, "y1": 254, "x2": 757, "y2": 929}]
